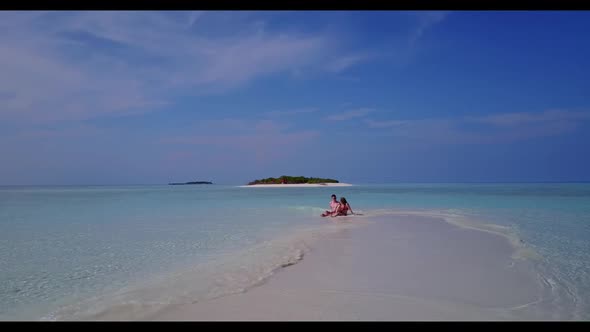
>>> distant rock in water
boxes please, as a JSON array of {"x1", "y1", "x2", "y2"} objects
[{"x1": 169, "y1": 181, "x2": 213, "y2": 185}]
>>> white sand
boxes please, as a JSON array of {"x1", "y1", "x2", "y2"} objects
[
  {"x1": 238, "y1": 183, "x2": 353, "y2": 188},
  {"x1": 150, "y1": 215, "x2": 554, "y2": 321}
]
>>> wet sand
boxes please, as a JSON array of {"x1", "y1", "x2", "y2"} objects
[{"x1": 150, "y1": 215, "x2": 549, "y2": 321}]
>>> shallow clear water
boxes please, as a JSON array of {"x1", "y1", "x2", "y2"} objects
[{"x1": 0, "y1": 183, "x2": 589, "y2": 320}]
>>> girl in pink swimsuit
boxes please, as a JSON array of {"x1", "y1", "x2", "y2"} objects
[{"x1": 332, "y1": 197, "x2": 354, "y2": 217}]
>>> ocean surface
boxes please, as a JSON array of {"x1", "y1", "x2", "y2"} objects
[{"x1": 0, "y1": 183, "x2": 589, "y2": 320}]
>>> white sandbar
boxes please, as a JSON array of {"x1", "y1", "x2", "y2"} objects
[
  {"x1": 150, "y1": 214, "x2": 554, "y2": 321},
  {"x1": 238, "y1": 183, "x2": 353, "y2": 188}
]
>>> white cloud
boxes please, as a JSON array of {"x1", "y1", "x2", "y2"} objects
[
  {"x1": 364, "y1": 109, "x2": 590, "y2": 144},
  {"x1": 325, "y1": 53, "x2": 374, "y2": 73},
  {"x1": 365, "y1": 119, "x2": 408, "y2": 128},
  {"x1": 192, "y1": 34, "x2": 325, "y2": 88},
  {"x1": 186, "y1": 11, "x2": 204, "y2": 28},
  {"x1": 468, "y1": 109, "x2": 590, "y2": 127},
  {"x1": 0, "y1": 11, "x2": 450, "y2": 132},
  {"x1": 325, "y1": 108, "x2": 374, "y2": 121},
  {"x1": 264, "y1": 107, "x2": 319, "y2": 117},
  {"x1": 409, "y1": 11, "x2": 450, "y2": 46},
  {"x1": 162, "y1": 118, "x2": 320, "y2": 164},
  {"x1": 0, "y1": 12, "x2": 341, "y2": 125}
]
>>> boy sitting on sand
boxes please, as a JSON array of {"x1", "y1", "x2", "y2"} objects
[{"x1": 321, "y1": 194, "x2": 340, "y2": 217}]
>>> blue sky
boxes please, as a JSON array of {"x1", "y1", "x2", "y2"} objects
[{"x1": 1, "y1": 11, "x2": 589, "y2": 185}]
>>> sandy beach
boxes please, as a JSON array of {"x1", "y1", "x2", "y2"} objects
[
  {"x1": 239, "y1": 183, "x2": 353, "y2": 188},
  {"x1": 149, "y1": 214, "x2": 555, "y2": 321}
]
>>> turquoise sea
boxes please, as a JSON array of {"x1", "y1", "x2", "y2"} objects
[{"x1": 1, "y1": 183, "x2": 589, "y2": 320}]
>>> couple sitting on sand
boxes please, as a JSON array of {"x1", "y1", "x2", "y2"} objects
[{"x1": 321, "y1": 194, "x2": 354, "y2": 217}]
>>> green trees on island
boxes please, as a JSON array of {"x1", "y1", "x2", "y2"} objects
[
  {"x1": 248, "y1": 176, "x2": 339, "y2": 185},
  {"x1": 169, "y1": 181, "x2": 212, "y2": 185}
]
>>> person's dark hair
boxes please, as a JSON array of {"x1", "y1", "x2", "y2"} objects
[
  {"x1": 340, "y1": 197, "x2": 348, "y2": 204},
  {"x1": 331, "y1": 194, "x2": 336, "y2": 199}
]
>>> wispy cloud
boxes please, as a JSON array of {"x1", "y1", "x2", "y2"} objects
[
  {"x1": 162, "y1": 119, "x2": 320, "y2": 164},
  {"x1": 0, "y1": 11, "x2": 361, "y2": 125},
  {"x1": 190, "y1": 34, "x2": 326, "y2": 89},
  {"x1": 468, "y1": 109, "x2": 590, "y2": 127},
  {"x1": 409, "y1": 11, "x2": 450, "y2": 46},
  {"x1": 325, "y1": 108, "x2": 374, "y2": 121},
  {"x1": 325, "y1": 53, "x2": 375, "y2": 73},
  {"x1": 15, "y1": 124, "x2": 105, "y2": 140},
  {"x1": 364, "y1": 109, "x2": 590, "y2": 144},
  {"x1": 264, "y1": 107, "x2": 319, "y2": 117},
  {"x1": 365, "y1": 119, "x2": 408, "y2": 128},
  {"x1": 186, "y1": 11, "x2": 204, "y2": 28}
]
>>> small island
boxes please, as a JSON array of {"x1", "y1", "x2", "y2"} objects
[
  {"x1": 242, "y1": 176, "x2": 352, "y2": 187},
  {"x1": 169, "y1": 181, "x2": 213, "y2": 185},
  {"x1": 248, "y1": 176, "x2": 339, "y2": 185}
]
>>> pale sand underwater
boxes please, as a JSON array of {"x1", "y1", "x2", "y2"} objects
[
  {"x1": 149, "y1": 214, "x2": 562, "y2": 321},
  {"x1": 3, "y1": 184, "x2": 587, "y2": 321},
  {"x1": 238, "y1": 183, "x2": 353, "y2": 188}
]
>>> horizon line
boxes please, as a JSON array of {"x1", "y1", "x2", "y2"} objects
[{"x1": 1, "y1": 181, "x2": 590, "y2": 187}]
